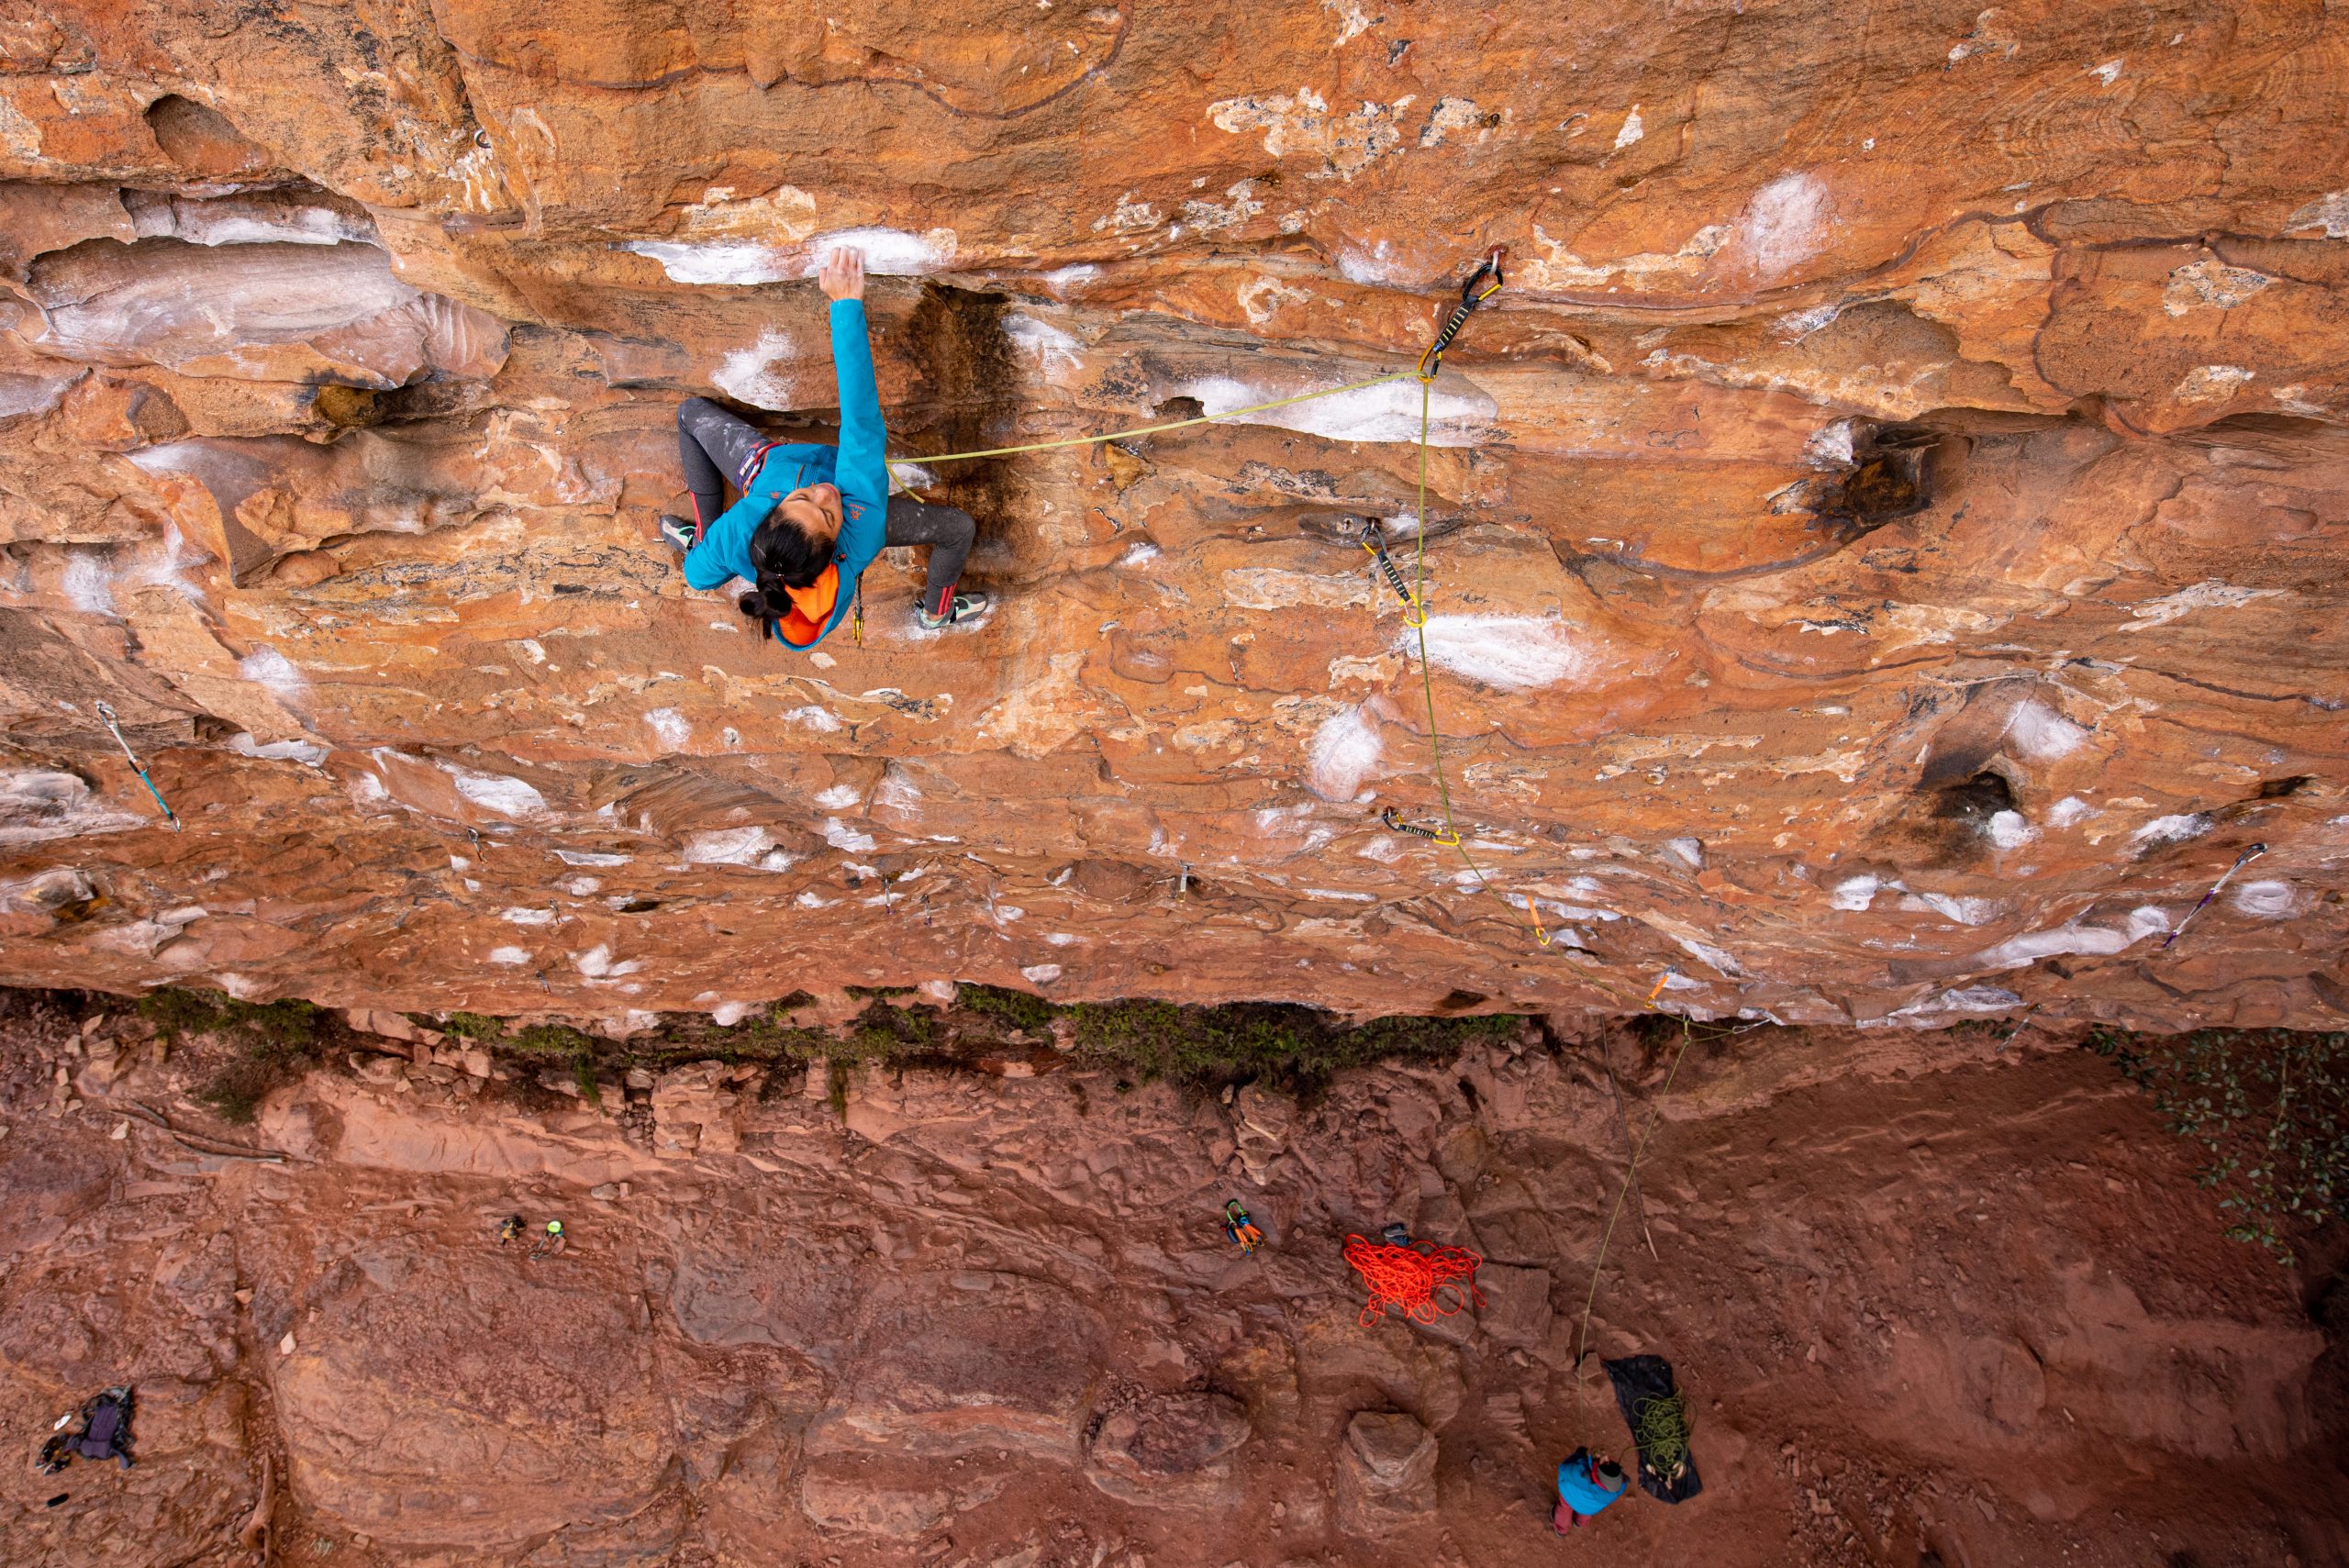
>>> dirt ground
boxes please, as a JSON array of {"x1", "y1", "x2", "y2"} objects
[{"x1": 2, "y1": 991, "x2": 2343, "y2": 1568}]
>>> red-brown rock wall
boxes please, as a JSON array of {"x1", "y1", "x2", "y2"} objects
[
  {"x1": 3, "y1": 997, "x2": 2343, "y2": 1565},
  {"x1": 1, "y1": 2, "x2": 2346, "y2": 1025}
]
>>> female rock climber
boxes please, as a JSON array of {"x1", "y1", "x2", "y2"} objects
[
  {"x1": 659, "y1": 246, "x2": 988, "y2": 642},
  {"x1": 1553, "y1": 1446, "x2": 1628, "y2": 1533}
]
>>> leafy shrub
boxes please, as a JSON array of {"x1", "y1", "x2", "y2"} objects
[
  {"x1": 139, "y1": 990, "x2": 326, "y2": 1125},
  {"x1": 509, "y1": 1023, "x2": 595, "y2": 1056},
  {"x1": 138, "y1": 988, "x2": 228, "y2": 1040},
  {"x1": 2090, "y1": 1026, "x2": 2347, "y2": 1262},
  {"x1": 228, "y1": 998, "x2": 320, "y2": 1051}
]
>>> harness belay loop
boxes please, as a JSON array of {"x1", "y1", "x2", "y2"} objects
[{"x1": 1418, "y1": 245, "x2": 1507, "y2": 381}]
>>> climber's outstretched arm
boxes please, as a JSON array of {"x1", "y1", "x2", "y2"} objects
[{"x1": 823, "y1": 250, "x2": 888, "y2": 585}]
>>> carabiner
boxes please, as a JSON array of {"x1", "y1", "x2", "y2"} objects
[
  {"x1": 1418, "y1": 246, "x2": 1509, "y2": 381},
  {"x1": 1363, "y1": 535, "x2": 1426, "y2": 625}
]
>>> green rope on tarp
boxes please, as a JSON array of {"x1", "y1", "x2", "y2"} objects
[{"x1": 1633, "y1": 1391, "x2": 1693, "y2": 1483}]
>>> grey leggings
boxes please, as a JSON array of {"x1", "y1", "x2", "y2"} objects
[{"x1": 676, "y1": 396, "x2": 973, "y2": 613}]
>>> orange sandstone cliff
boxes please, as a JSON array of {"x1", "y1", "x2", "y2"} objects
[{"x1": 0, "y1": 2, "x2": 2345, "y2": 1027}]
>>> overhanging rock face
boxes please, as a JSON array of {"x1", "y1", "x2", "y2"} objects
[{"x1": 0, "y1": 3, "x2": 2343, "y2": 1027}]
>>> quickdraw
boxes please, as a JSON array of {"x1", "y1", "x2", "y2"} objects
[
  {"x1": 1380, "y1": 805, "x2": 1459, "y2": 846},
  {"x1": 1363, "y1": 531, "x2": 1427, "y2": 625},
  {"x1": 1417, "y1": 245, "x2": 1506, "y2": 382},
  {"x1": 2161, "y1": 841, "x2": 2268, "y2": 949},
  {"x1": 93, "y1": 701, "x2": 180, "y2": 831}
]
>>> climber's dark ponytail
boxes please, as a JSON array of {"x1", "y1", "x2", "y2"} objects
[{"x1": 738, "y1": 579, "x2": 790, "y2": 625}]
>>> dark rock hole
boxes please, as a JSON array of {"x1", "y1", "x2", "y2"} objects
[{"x1": 1932, "y1": 770, "x2": 2016, "y2": 823}]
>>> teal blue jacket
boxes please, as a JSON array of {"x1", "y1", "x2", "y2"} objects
[
  {"x1": 682, "y1": 298, "x2": 889, "y2": 648},
  {"x1": 1558, "y1": 1456, "x2": 1628, "y2": 1516}
]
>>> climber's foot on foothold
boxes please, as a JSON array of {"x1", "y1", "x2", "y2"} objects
[
  {"x1": 917, "y1": 589, "x2": 990, "y2": 630},
  {"x1": 659, "y1": 514, "x2": 698, "y2": 552}
]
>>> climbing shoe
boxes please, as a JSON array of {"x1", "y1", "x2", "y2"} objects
[
  {"x1": 658, "y1": 514, "x2": 698, "y2": 552},
  {"x1": 916, "y1": 589, "x2": 990, "y2": 630}
]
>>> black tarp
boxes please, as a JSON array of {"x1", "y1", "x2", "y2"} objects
[{"x1": 1603, "y1": 1354, "x2": 1701, "y2": 1503}]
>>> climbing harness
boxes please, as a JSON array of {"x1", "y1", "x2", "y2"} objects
[
  {"x1": 1416, "y1": 245, "x2": 1507, "y2": 381},
  {"x1": 1342, "y1": 1232, "x2": 1486, "y2": 1327},
  {"x1": 93, "y1": 702, "x2": 179, "y2": 831},
  {"x1": 2161, "y1": 841, "x2": 2267, "y2": 949},
  {"x1": 1223, "y1": 1199, "x2": 1264, "y2": 1256}
]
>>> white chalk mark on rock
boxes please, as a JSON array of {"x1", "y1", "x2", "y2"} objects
[
  {"x1": 1406, "y1": 616, "x2": 1594, "y2": 692},
  {"x1": 1305, "y1": 705, "x2": 1385, "y2": 802},
  {"x1": 2121, "y1": 579, "x2": 2285, "y2": 630}
]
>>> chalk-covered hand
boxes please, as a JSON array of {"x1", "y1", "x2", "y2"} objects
[{"x1": 818, "y1": 247, "x2": 865, "y2": 301}]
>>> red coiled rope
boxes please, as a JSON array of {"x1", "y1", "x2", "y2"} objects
[{"x1": 1342, "y1": 1234, "x2": 1486, "y2": 1327}]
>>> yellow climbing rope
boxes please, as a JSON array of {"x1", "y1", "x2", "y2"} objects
[
  {"x1": 886, "y1": 258, "x2": 1746, "y2": 1412},
  {"x1": 885, "y1": 253, "x2": 1621, "y2": 995},
  {"x1": 1392, "y1": 366, "x2": 1630, "y2": 998},
  {"x1": 1571, "y1": 1015, "x2": 1698, "y2": 1438}
]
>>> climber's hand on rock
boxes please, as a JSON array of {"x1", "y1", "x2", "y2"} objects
[{"x1": 818, "y1": 248, "x2": 865, "y2": 302}]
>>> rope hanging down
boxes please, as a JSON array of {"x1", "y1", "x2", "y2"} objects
[
  {"x1": 1383, "y1": 257, "x2": 1632, "y2": 996},
  {"x1": 885, "y1": 246, "x2": 1629, "y2": 988},
  {"x1": 1342, "y1": 1233, "x2": 1486, "y2": 1326},
  {"x1": 1570, "y1": 1017, "x2": 1698, "y2": 1438}
]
